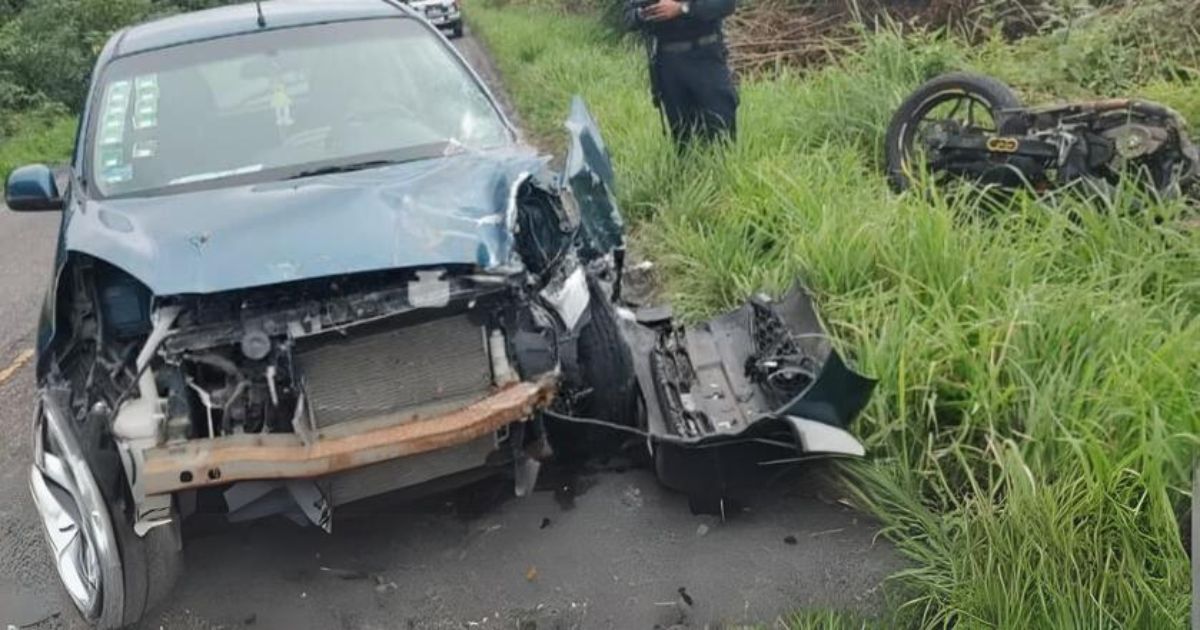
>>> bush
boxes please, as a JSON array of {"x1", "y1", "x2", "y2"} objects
[
  {"x1": 0, "y1": 1, "x2": 242, "y2": 177},
  {"x1": 0, "y1": 0, "x2": 245, "y2": 113},
  {"x1": 975, "y1": 0, "x2": 1200, "y2": 98},
  {"x1": 0, "y1": 0, "x2": 156, "y2": 111}
]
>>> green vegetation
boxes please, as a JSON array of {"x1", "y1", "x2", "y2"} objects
[
  {"x1": 470, "y1": 2, "x2": 1200, "y2": 627},
  {"x1": 0, "y1": 108, "x2": 75, "y2": 179},
  {"x1": 0, "y1": 0, "x2": 237, "y2": 181},
  {"x1": 787, "y1": 608, "x2": 875, "y2": 629}
]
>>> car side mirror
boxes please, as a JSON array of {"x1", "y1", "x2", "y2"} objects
[{"x1": 6, "y1": 164, "x2": 63, "y2": 211}]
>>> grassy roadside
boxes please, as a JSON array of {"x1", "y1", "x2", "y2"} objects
[
  {"x1": 470, "y1": 4, "x2": 1200, "y2": 628},
  {"x1": 0, "y1": 110, "x2": 76, "y2": 185}
]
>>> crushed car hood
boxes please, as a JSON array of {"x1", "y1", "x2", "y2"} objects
[{"x1": 64, "y1": 146, "x2": 547, "y2": 295}]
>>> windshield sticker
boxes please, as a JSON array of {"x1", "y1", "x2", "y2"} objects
[
  {"x1": 106, "y1": 80, "x2": 131, "y2": 107},
  {"x1": 102, "y1": 164, "x2": 134, "y2": 185},
  {"x1": 132, "y1": 140, "x2": 158, "y2": 159},
  {"x1": 100, "y1": 120, "x2": 125, "y2": 146},
  {"x1": 101, "y1": 80, "x2": 131, "y2": 146},
  {"x1": 133, "y1": 74, "x2": 159, "y2": 130},
  {"x1": 99, "y1": 145, "x2": 124, "y2": 169},
  {"x1": 271, "y1": 81, "x2": 294, "y2": 128}
]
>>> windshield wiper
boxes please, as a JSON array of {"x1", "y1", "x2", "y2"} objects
[
  {"x1": 286, "y1": 159, "x2": 404, "y2": 180},
  {"x1": 285, "y1": 142, "x2": 460, "y2": 181}
]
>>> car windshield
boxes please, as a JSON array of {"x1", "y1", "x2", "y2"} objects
[{"x1": 89, "y1": 18, "x2": 509, "y2": 198}]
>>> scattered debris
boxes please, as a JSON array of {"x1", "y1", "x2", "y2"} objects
[
  {"x1": 696, "y1": 523, "x2": 710, "y2": 537},
  {"x1": 620, "y1": 258, "x2": 659, "y2": 306},
  {"x1": 6, "y1": 610, "x2": 60, "y2": 630},
  {"x1": 620, "y1": 485, "x2": 644, "y2": 510},
  {"x1": 373, "y1": 576, "x2": 399, "y2": 593},
  {"x1": 319, "y1": 566, "x2": 369, "y2": 580},
  {"x1": 652, "y1": 587, "x2": 696, "y2": 628},
  {"x1": 243, "y1": 613, "x2": 257, "y2": 626},
  {"x1": 811, "y1": 528, "x2": 844, "y2": 538},
  {"x1": 554, "y1": 484, "x2": 577, "y2": 510},
  {"x1": 540, "y1": 517, "x2": 552, "y2": 529},
  {"x1": 783, "y1": 535, "x2": 798, "y2": 545},
  {"x1": 549, "y1": 473, "x2": 598, "y2": 511},
  {"x1": 525, "y1": 566, "x2": 539, "y2": 582}
]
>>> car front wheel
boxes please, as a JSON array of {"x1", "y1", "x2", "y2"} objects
[
  {"x1": 29, "y1": 391, "x2": 182, "y2": 629},
  {"x1": 570, "y1": 276, "x2": 640, "y2": 451}
]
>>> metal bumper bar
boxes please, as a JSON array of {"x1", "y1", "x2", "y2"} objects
[{"x1": 140, "y1": 377, "x2": 556, "y2": 496}]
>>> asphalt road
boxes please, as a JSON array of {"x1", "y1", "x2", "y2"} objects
[{"x1": 0, "y1": 27, "x2": 899, "y2": 630}]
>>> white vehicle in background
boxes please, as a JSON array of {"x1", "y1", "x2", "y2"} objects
[{"x1": 408, "y1": 0, "x2": 463, "y2": 38}]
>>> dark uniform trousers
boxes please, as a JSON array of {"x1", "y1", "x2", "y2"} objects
[{"x1": 655, "y1": 42, "x2": 738, "y2": 145}]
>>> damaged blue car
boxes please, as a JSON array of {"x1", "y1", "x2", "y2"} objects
[{"x1": 6, "y1": 1, "x2": 873, "y2": 627}]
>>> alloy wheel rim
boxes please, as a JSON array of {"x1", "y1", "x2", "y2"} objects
[
  {"x1": 30, "y1": 443, "x2": 104, "y2": 617},
  {"x1": 28, "y1": 396, "x2": 123, "y2": 625}
]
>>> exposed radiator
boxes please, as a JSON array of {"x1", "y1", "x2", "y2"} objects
[{"x1": 296, "y1": 314, "x2": 493, "y2": 429}]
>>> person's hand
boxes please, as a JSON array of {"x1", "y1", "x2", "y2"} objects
[{"x1": 640, "y1": 0, "x2": 685, "y2": 21}]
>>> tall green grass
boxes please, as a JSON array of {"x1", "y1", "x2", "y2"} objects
[
  {"x1": 0, "y1": 109, "x2": 76, "y2": 182},
  {"x1": 470, "y1": 5, "x2": 1200, "y2": 628}
]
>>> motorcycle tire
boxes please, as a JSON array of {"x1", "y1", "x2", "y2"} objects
[{"x1": 885, "y1": 72, "x2": 1022, "y2": 192}]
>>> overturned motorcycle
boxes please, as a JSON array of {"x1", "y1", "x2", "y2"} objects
[{"x1": 886, "y1": 72, "x2": 1200, "y2": 198}]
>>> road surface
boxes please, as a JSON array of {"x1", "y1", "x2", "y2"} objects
[{"x1": 0, "y1": 27, "x2": 899, "y2": 630}]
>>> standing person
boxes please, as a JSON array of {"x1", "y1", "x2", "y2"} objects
[{"x1": 625, "y1": 0, "x2": 738, "y2": 148}]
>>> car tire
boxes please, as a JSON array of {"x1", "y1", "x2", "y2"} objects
[
  {"x1": 451, "y1": 22, "x2": 464, "y2": 38},
  {"x1": 885, "y1": 72, "x2": 1022, "y2": 192},
  {"x1": 554, "y1": 274, "x2": 643, "y2": 451},
  {"x1": 120, "y1": 503, "x2": 184, "y2": 627},
  {"x1": 30, "y1": 393, "x2": 183, "y2": 629}
]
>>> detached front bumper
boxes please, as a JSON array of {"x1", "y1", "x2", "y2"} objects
[
  {"x1": 139, "y1": 377, "x2": 555, "y2": 496},
  {"x1": 620, "y1": 285, "x2": 876, "y2": 504}
]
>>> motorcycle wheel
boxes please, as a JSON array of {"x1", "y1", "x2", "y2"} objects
[{"x1": 885, "y1": 72, "x2": 1022, "y2": 192}]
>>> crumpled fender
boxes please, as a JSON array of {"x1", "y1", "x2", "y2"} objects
[{"x1": 561, "y1": 96, "x2": 625, "y2": 259}]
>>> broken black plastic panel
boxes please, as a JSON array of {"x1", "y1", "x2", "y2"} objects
[{"x1": 620, "y1": 284, "x2": 876, "y2": 508}]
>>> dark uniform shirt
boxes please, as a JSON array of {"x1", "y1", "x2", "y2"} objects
[
  {"x1": 625, "y1": 0, "x2": 739, "y2": 147},
  {"x1": 624, "y1": 0, "x2": 735, "y2": 41}
]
